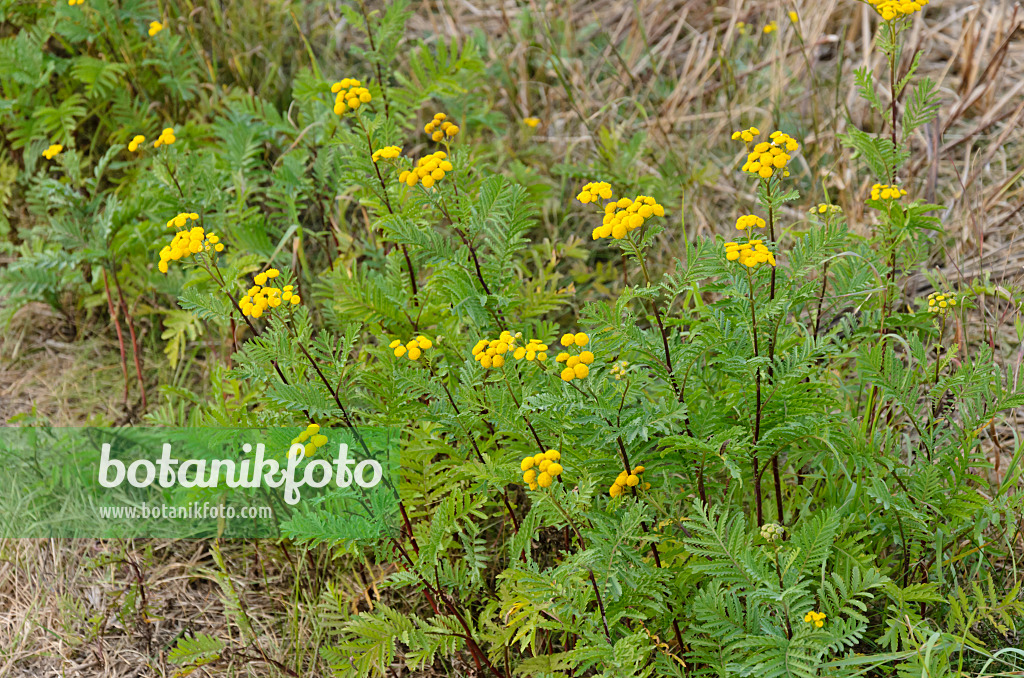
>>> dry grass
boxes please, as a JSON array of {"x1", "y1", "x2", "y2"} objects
[{"x1": 2, "y1": 0, "x2": 1022, "y2": 675}]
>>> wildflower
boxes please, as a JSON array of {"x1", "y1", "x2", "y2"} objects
[
  {"x1": 42, "y1": 144, "x2": 63, "y2": 160},
  {"x1": 814, "y1": 203, "x2": 842, "y2": 215},
  {"x1": 803, "y1": 611, "x2": 827, "y2": 628},
  {"x1": 330, "y1": 78, "x2": 371, "y2": 115},
  {"x1": 153, "y1": 127, "x2": 176, "y2": 148},
  {"x1": 158, "y1": 213, "x2": 224, "y2": 273},
  {"x1": 926, "y1": 291, "x2": 957, "y2": 314},
  {"x1": 389, "y1": 335, "x2": 433, "y2": 361},
  {"x1": 760, "y1": 523, "x2": 784, "y2": 542},
  {"x1": 148, "y1": 20, "x2": 164, "y2": 36},
  {"x1": 737, "y1": 21, "x2": 748, "y2": 34},
  {"x1": 424, "y1": 113, "x2": 459, "y2": 142},
  {"x1": 474, "y1": 331, "x2": 547, "y2": 367},
  {"x1": 609, "y1": 465, "x2": 649, "y2": 497},
  {"x1": 523, "y1": 117, "x2": 540, "y2": 128},
  {"x1": 67, "y1": 0, "x2": 84, "y2": 5},
  {"x1": 788, "y1": 11, "x2": 799, "y2": 23},
  {"x1": 610, "y1": 360, "x2": 629, "y2": 380},
  {"x1": 735, "y1": 214, "x2": 766, "y2": 231},
  {"x1": 239, "y1": 269, "x2": 298, "y2": 317},
  {"x1": 591, "y1": 195, "x2": 666, "y2": 240},
  {"x1": 731, "y1": 126, "x2": 761, "y2": 143},
  {"x1": 866, "y1": 0, "x2": 928, "y2": 21},
  {"x1": 399, "y1": 151, "x2": 452, "y2": 189},
  {"x1": 519, "y1": 449, "x2": 563, "y2": 490},
  {"x1": 575, "y1": 181, "x2": 613, "y2": 204},
  {"x1": 869, "y1": 183, "x2": 907, "y2": 201},
  {"x1": 724, "y1": 240, "x2": 776, "y2": 269},
  {"x1": 291, "y1": 423, "x2": 328, "y2": 457},
  {"x1": 127, "y1": 135, "x2": 146, "y2": 152},
  {"x1": 371, "y1": 146, "x2": 402, "y2": 162},
  {"x1": 740, "y1": 131, "x2": 798, "y2": 179},
  {"x1": 763, "y1": 21, "x2": 778, "y2": 33}
]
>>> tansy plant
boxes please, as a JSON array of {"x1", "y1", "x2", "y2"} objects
[{"x1": 5, "y1": 2, "x2": 1024, "y2": 678}]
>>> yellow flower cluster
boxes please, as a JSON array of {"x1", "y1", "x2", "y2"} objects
[
  {"x1": 331, "y1": 78, "x2": 371, "y2": 115},
  {"x1": 371, "y1": 146, "x2": 401, "y2": 162},
  {"x1": 523, "y1": 117, "x2": 540, "y2": 128},
  {"x1": 519, "y1": 449, "x2": 563, "y2": 490},
  {"x1": 731, "y1": 126, "x2": 761, "y2": 143},
  {"x1": 291, "y1": 424, "x2": 328, "y2": 458},
  {"x1": 592, "y1": 196, "x2": 666, "y2": 240},
  {"x1": 42, "y1": 144, "x2": 63, "y2": 160},
  {"x1": 472, "y1": 331, "x2": 549, "y2": 368},
  {"x1": 926, "y1": 291, "x2": 957, "y2": 314},
  {"x1": 735, "y1": 214, "x2": 766, "y2": 231},
  {"x1": 741, "y1": 132, "x2": 799, "y2": 179},
  {"x1": 814, "y1": 203, "x2": 843, "y2": 215},
  {"x1": 725, "y1": 240, "x2": 776, "y2": 268},
  {"x1": 789, "y1": 11, "x2": 799, "y2": 23},
  {"x1": 240, "y1": 270, "x2": 299, "y2": 318},
  {"x1": 390, "y1": 335, "x2": 432, "y2": 360},
  {"x1": 610, "y1": 360, "x2": 629, "y2": 380},
  {"x1": 804, "y1": 611, "x2": 827, "y2": 628},
  {"x1": 67, "y1": 0, "x2": 84, "y2": 5},
  {"x1": 399, "y1": 151, "x2": 452, "y2": 189},
  {"x1": 763, "y1": 21, "x2": 778, "y2": 33},
  {"x1": 870, "y1": 183, "x2": 907, "y2": 201},
  {"x1": 148, "y1": 21, "x2": 164, "y2": 36},
  {"x1": 760, "y1": 523, "x2": 784, "y2": 542},
  {"x1": 153, "y1": 127, "x2": 176, "y2": 148},
  {"x1": 867, "y1": 0, "x2": 928, "y2": 21},
  {"x1": 556, "y1": 332, "x2": 592, "y2": 382},
  {"x1": 424, "y1": 113, "x2": 459, "y2": 141},
  {"x1": 128, "y1": 135, "x2": 146, "y2": 152},
  {"x1": 575, "y1": 181, "x2": 613, "y2": 204},
  {"x1": 159, "y1": 214, "x2": 224, "y2": 273},
  {"x1": 609, "y1": 465, "x2": 649, "y2": 498}
]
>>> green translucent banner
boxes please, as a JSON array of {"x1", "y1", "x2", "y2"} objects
[{"x1": 0, "y1": 427, "x2": 400, "y2": 539}]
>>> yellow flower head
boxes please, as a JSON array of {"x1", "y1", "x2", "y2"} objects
[
  {"x1": 814, "y1": 203, "x2": 843, "y2": 216},
  {"x1": 473, "y1": 331, "x2": 547, "y2": 367},
  {"x1": 724, "y1": 240, "x2": 776, "y2": 269},
  {"x1": 803, "y1": 611, "x2": 827, "y2": 628},
  {"x1": 399, "y1": 151, "x2": 452, "y2": 189},
  {"x1": 866, "y1": 0, "x2": 928, "y2": 21},
  {"x1": 520, "y1": 449, "x2": 563, "y2": 489},
  {"x1": 42, "y1": 144, "x2": 63, "y2": 160},
  {"x1": 763, "y1": 21, "x2": 778, "y2": 33},
  {"x1": 331, "y1": 78, "x2": 372, "y2": 115},
  {"x1": 576, "y1": 181, "x2": 613, "y2": 204},
  {"x1": 926, "y1": 291, "x2": 957, "y2": 315},
  {"x1": 609, "y1": 465, "x2": 648, "y2": 496},
  {"x1": 371, "y1": 146, "x2": 402, "y2": 163},
  {"x1": 67, "y1": 0, "x2": 84, "y2": 5},
  {"x1": 523, "y1": 117, "x2": 540, "y2": 128},
  {"x1": 740, "y1": 131, "x2": 799, "y2": 179},
  {"x1": 291, "y1": 425, "x2": 328, "y2": 457},
  {"x1": 127, "y1": 135, "x2": 146, "y2": 152},
  {"x1": 788, "y1": 11, "x2": 799, "y2": 23},
  {"x1": 735, "y1": 214, "x2": 766, "y2": 231},
  {"x1": 153, "y1": 127, "x2": 176, "y2": 148},
  {"x1": 238, "y1": 271, "x2": 297, "y2": 316},
  {"x1": 158, "y1": 213, "x2": 224, "y2": 273},
  {"x1": 148, "y1": 20, "x2": 164, "y2": 36},
  {"x1": 556, "y1": 332, "x2": 592, "y2": 382},
  {"x1": 591, "y1": 195, "x2": 666, "y2": 240},
  {"x1": 869, "y1": 183, "x2": 908, "y2": 201},
  {"x1": 424, "y1": 113, "x2": 459, "y2": 142},
  {"x1": 390, "y1": 335, "x2": 433, "y2": 361},
  {"x1": 730, "y1": 126, "x2": 761, "y2": 143}
]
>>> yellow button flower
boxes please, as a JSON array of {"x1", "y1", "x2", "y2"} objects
[
  {"x1": 523, "y1": 117, "x2": 540, "y2": 128},
  {"x1": 424, "y1": 113, "x2": 459, "y2": 141},
  {"x1": 371, "y1": 146, "x2": 402, "y2": 162},
  {"x1": 128, "y1": 135, "x2": 146, "y2": 152},
  {"x1": 331, "y1": 78, "x2": 372, "y2": 115},
  {"x1": 148, "y1": 20, "x2": 164, "y2": 36},
  {"x1": 42, "y1": 144, "x2": 63, "y2": 160}
]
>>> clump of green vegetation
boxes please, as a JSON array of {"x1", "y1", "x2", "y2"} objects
[{"x1": 2, "y1": 0, "x2": 1023, "y2": 676}]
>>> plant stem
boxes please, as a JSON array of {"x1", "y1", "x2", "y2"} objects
[{"x1": 747, "y1": 268, "x2": 765, "y2": 526}]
